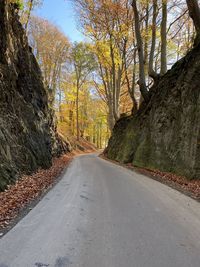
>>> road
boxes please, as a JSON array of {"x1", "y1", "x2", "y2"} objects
[{"x1": 0, "y1": 154, "x2": 200, "y2": 267}]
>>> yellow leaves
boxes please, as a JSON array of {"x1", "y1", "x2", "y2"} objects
[
  {"x1": 91, "y1": 38, "x2": 123, "y2": 69},
  {"x1": 91, "y1": 40, "x2": 110, "y2": 67}
]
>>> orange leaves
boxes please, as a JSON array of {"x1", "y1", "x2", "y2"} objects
[{"x1": 0, "y1": 154, "x2": 73, "y2": 230}]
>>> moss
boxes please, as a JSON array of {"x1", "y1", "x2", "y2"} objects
[
  {"x1": 133, "y1": 137, "x2": 152, "y2": 167},
  {"x1": 116, "y1": 126, "x2": 138, "y2": 163}
]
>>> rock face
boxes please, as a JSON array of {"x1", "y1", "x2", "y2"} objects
[
  {"x1": 106, "y1": 42, "x2": 200, "y2": 179},
  {"x1": 0, "y1": 1, "x2": 70, "y2": 191}
]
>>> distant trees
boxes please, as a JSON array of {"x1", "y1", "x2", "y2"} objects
[
  {"x1": 28, "y1": 16, "x2": 70, "y2": 106},
  {"x1": 24, "y1": 0, "x2": 200, "y2": 147},
  {"x1": 71, "y1": 42, "x2": 96, "y2": 140},
  {"x1": 28, "y1": 15, "x2": 109, "y2": 147}
]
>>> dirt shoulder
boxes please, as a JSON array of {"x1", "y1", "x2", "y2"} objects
[{"x1": 100, "y1": 155, "x2": 200, "y2": 202}]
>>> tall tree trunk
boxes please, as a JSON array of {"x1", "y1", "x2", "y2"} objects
[
  {"x1": 144, "y1": 2, "x2": 149, "y2": 67},
  {"x1": 109, "y1": 37, "x2": 119, "y2": 121},
  {"x1": 93, "y1": 125, "x2": 96, "y2": 144},
  {"x1": 76, "y1": 82, "x2": 80, "y2": 141},
  {"x1": 69, "y1": 110, "x2": 73, "y2": 135},
  {"x1": 125, "y1": 54, "x2": 137, "y2": 113},
  {"x1": 99, "y1": 122, "x2": 102, "y2": 149},
  {"x1": 97, "y1": 124, "x2": 99, "y2": 148},
  {"x1": 186, "y1": 0, "x2": 200, "y2": 34},
  {"x1": 160, "y1": 0, "x2": 167, "y2": 75},
  {"x1": 115, "y1": 65, "x2": 121, "y2": 119},
  {"x1": 149, "y1": 0, "x2": 159, "y2": 79},
  {"x1": 108, "y1": 104, "x2": 115, "y2": 131},
  {"x1": 132, "y1": 0, "x2": 149, "y2": 102}
]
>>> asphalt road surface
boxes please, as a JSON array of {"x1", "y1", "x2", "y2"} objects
[{"x1": 0, "y1": 154, "x2": 200, "y2": 267}]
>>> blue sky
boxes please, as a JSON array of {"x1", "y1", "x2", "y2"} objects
[{"x1": 34, "y1": 0, "x2": 84, "y2": 42}]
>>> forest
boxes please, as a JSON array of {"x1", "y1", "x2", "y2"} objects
[{"x1": 14, "y1": 0, "x2": 199, "y2": 150}]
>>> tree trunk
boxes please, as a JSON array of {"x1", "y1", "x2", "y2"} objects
[
  {"x1": 144, "y1": 2, "x2": 149, "y2": 67},
  {"x1": 108, "y1": 104, "x2": 115, "y2": 131},
  {"x1": 69, "y1": 110, "x2": 73, "y2": 135},
  {"x1": 93, "y1": 125, "x2": 96, "y2": 144},
  {"x1": 76, "y1": 83, "x2": 80, "y2": 141},
  {"x1": 186, "y1": 0, "x2": 200, "y2": 34},
  {"x1": 132, "y1": 0, "x2": 149, "y2": 102},
  {"x1": 160, "y1": 0, "x2": 167, "y2": 75},
  {"x1": 99, "y1": 123, "x2": 102, "y2": 149},
  {"x1": 149, "y1": 0, "x2": 159, "y2": 79},
  {"x1": 125, "y1": 61, "x2": 137, "y2": 113},
  {"x1": 109, "y1": 37, "x2": 120, "y2": 121}
]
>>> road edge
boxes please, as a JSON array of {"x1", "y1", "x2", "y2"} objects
[
  {"x1": 0, "y1": 155, "x2": 74, "y2": 238},
  {"x1": 100, "y1": 155, "x2": 200, "y2": 203}
]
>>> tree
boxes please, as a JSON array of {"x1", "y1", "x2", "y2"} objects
[
  {"x1": 148, "y1": 0, "x2": 159, "y2": 79},
  {"x1": 28, "y1": 15, "x2": 109, "y2": 146},
  {"x1": 160, "y1": 0, "x2": 167, "y2": 75},
  {"x1": 186, "y1": 0, "x2": 200, "y2": 36},
  {"x1": 74, "y1": 0, "x2": 137, "y2": 129},
  {"x1": 28, "y1": 16, "x2": 70, "y2": 107},
  {"x1": 57, "y1": 72, "x2": 109, "y2": 147},
  {"x1": 132, "y1": 0, "x2": 149, "y2": 102},
  {"x1": 71, "y1": 42, "x2": 96, "y2": 140},
  {"x1": 17, "y1": 0, "x2": 43, "y2": 29}
]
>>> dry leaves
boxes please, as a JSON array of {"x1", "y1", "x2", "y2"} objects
[{"x1": 0, "y1": 153, "x2": 74, "y2": 230}]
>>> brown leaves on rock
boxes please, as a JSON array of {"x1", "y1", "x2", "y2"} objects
[{"x1": 0, "y1": 154, "x2": 73, "y2": 230}]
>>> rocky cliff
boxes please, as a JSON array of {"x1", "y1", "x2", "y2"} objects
[
  {"x1": 106, "y1": 42, "x2": 200, "y2": 179},
  {"x1": 0, "y1": 1, "x2": 70, "y2": 191}
]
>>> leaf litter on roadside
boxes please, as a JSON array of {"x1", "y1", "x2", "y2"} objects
[{"x1": 0, "y1": 154, "x2": 73, "y2": 230}]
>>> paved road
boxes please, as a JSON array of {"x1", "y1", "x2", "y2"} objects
[{"x1": 0, "y1": 154, "x2": 200, "y2": 267}]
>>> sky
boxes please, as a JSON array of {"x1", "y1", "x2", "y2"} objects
[{"x1": 34, "y1": 0, "x2": 84, "y2": 42}]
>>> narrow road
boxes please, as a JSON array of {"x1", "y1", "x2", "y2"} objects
[{"x1": 0, "y1": 154, "x2": 200, "y2": 267}]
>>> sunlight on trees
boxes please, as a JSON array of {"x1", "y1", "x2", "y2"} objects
[
  {"x1": 20, "y1": 0, "x2": 199, "y2": 149},
  {"x1": 73, "y1": 0, "x2": 196, "y2": 116},
  {"x1": 27, "y1": 17, "x2": 109, "y2": 148}
]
